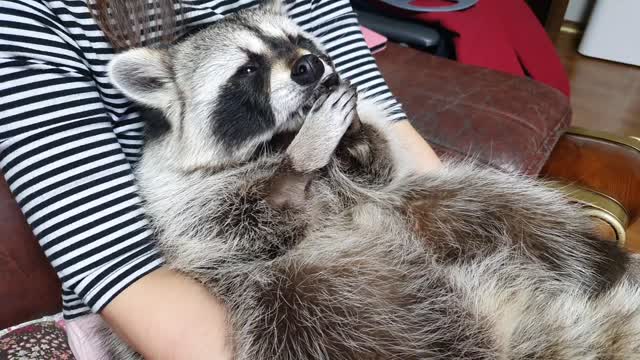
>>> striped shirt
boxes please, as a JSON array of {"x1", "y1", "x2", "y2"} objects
[{"x1": 0, "y1": 0, "x2": 407, "y2": 319}]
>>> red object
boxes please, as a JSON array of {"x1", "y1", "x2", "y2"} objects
[{"x1": 379, "y1": 0, "x2": 571, "y2": 97}]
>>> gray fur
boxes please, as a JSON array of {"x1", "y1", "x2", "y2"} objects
[{"x1": 103, "y1": 2, "x2": 640, "y2": 359}]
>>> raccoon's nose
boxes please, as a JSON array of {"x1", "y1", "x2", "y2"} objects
[{"x1": 291, "y1": 54, "x2": 324, "y2": 86}]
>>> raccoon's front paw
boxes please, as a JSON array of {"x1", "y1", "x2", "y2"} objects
[{"x1": 287, "y1": 84, "x2": 358, "y2": 172}]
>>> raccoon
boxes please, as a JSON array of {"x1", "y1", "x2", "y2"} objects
[{"x1": 102, "y1": 1, "x2": 640, "y2": 359}]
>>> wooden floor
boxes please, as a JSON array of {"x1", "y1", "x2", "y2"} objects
[
  {"x1": 555, "y1": 32, "x2": 640, "y2": 137},
  {"x1": 554, "y1": 31, "x2": 640, "y2": 247}
]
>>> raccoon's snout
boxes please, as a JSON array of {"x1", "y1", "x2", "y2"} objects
[{"x1": 291, "y1": 54, "x2": 324, "y2": 86}]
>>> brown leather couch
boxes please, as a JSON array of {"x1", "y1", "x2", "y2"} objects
[{"x1": 2, "y1": 42, "x2": 639, "y2": 330}]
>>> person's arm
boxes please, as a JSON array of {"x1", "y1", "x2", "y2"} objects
[
  {"x1": 390, "y1": 120, "x2": 443, "y2": 173},
  {"x1": 0, "y1": 4, "x2": 230, "y2": 358},
  {"x1": 290, "y1": 0, "x2": 442, "y2": 172},
  {"x1": 102, "y1": 267, "x2": 232, "y2": 359}
]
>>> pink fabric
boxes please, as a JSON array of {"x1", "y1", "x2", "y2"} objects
[
  {"x1": 361, "y1": 26, "x2": 388, "y2": 54},
  {"x1": 65, "y1": 315, "x2": 110, "y2": 360}
]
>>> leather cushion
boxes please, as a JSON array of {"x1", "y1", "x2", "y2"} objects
[
  {"x1": 542, "y1": 133, "x2": 640, "y2": 223},
  {"x1": 376, "y1": 42, "x2": 572, "y2": 175},
  {"x1": 0, "y1": 175, "x2": 62, "y2": 329}
]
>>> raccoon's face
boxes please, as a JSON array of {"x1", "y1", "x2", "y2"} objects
[{"x1": 108, "y1": 1, "x2": 338, "y2": 168}]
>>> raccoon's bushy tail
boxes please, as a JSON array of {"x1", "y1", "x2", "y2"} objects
[
  {"x1": 451, "y1": 253, "x2": 640, "y2": 360},
  {"x1": 510, "y1": 279, "x2": 640, "y2": 359}
]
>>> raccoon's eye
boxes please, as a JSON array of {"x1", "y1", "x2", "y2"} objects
[{"x1": 239, "y1": 65, "x2": 258, "y2": 75}]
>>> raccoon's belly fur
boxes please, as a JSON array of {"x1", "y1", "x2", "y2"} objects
[{"x1": 102, "y1": 141, "x2": 640, "y2": 360}]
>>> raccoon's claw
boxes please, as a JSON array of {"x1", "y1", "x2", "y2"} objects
[
  {"x1": 286, "y1": 84, "x2": 359, "y2": 172},
  {"x1": 342, "y1": 92, "x2": 358, "y2": 110},
  {"x1": 331, "y1": 88, "x2": 351, "y2": 108},
  {"x1": 321, "y1": 73, "x2": 340, "y2": 89},
  {"x1": 311, "y1": 93, "x2": 330, "y2": 112}
]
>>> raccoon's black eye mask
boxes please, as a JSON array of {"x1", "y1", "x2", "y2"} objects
[
  {"x1": 235, "y1": 51, "x2": 269, "y2": 78},
  {"x1": 238, "y1": 65, "x2": 259, "y2": 75}
]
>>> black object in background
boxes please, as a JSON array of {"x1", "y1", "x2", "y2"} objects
[
  {"x1": 355, "y1": 9, "x2": 440, "y2": 49},
  {"x1": 351, "y1": 0, "x2": 457, "y2": 60}
]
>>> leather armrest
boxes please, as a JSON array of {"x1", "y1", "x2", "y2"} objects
[
  {"x1": 0, "y1": 175, "x2": 62, "y2": 329},
  {"x1": 375, "y1": 42, "x2": 572, "y2": 175}
]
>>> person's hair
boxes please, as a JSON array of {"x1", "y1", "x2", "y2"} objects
[{"x1": 92, "y1": 0, "x2": 182, "y2": 50}]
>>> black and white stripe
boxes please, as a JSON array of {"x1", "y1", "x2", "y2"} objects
[{"x1": 0, "y1": 0, "x2": 407, "y2": 319}]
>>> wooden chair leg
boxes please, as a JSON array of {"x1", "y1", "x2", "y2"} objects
[
  {"x1": 526, "y1": 0, "x2": 570, "y2": 42},
  {"x1": 546, "y1": 0, "x2": 570, "y2": 42}
]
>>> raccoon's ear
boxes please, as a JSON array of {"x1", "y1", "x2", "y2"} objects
[
  {"x1": 261, "y1": 0, "x2": 287, "y2": 15},
  {"x1": 108, "y1": 48, "x2": 176, "y2": 109}
]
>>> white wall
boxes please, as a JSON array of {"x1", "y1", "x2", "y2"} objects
[{"x1": 565, "y1": 0, "x2": 596, "y2": 23}]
